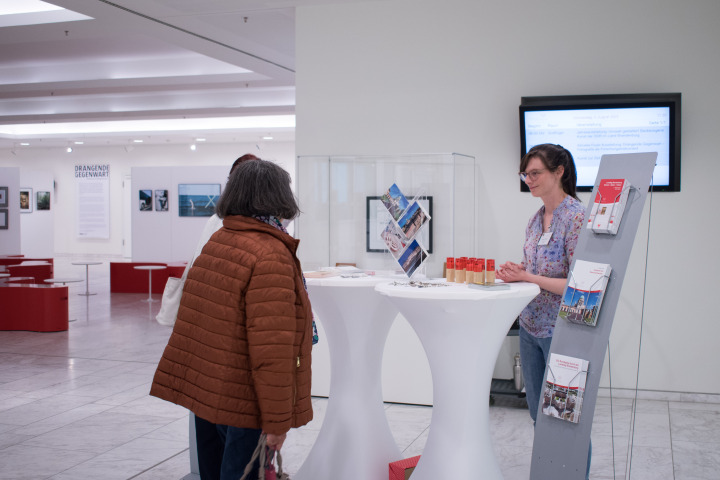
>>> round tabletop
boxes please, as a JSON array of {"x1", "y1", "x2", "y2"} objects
[
  {"x1": 17, "y1": 261, "x2": 51, "y2": 266},
  {"x1": 133, "y1": 265, "x2": 167, "y2": 271},
  {"x1": 44, "y1": 278, "x2": 84, "y2": 284},
  {"x1": 72, "y1": 261, "x2": 103, "y2": 266},
  {"x1": 375, "y1": 279, "x2": 539, "y2": 300}
]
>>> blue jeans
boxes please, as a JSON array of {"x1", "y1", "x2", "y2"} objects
[
  {"x1": 195, "y1": 415, "x2": 261, "y2": 480},
  {"x1": 519, "y1": 326, "x2": 591, "y2": 479}
]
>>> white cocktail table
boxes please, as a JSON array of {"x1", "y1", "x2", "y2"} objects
[
  {"x1": 295, "y1": 275, "x2": 403, "y2": 480},
  {"x1": 375, "y1": 280, "x2": 539, "y2": 480},
  {"x1": 133, "y1": 265, "x2": 167, "y2": 303},
  {"x1": 72, "y1": 261, "x2": 102, "y2": 296}
]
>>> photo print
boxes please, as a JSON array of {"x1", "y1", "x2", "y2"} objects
[
  {"x1": 36, "y1": 191, "x2": 50, "y2": 211},
  {"x1": 154, "y1": 190, "x2": 169, "y2": 212},
  {"x1": 0, "y1": 209, "x2": 7, "y2": 229},
  {"x1": 178, "y1": 184, "x2": 221, "y2": 217},
  {"x1": 380, "y1": 222, "x2": 407, "y2": 259},
  {"x1": 139, "y1": 190, "x2": 153, "y2": 211},
  {"x1": 397, "y1": 239, "x2": 428, "y2": 277},
  {"x1": 0, "y1": 186, "x2": 7, "y2": 208},
  {"x1": 380, "y1": 183, "x2": 409, "y2": 221},
  {"x1": 19, "y1": 188, "x2": 32, "y2": 213},
  {"x1": 397, "y1": 201, "x2": 431, "y2": 241}
]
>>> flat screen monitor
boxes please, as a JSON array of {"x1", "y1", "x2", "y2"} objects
[{"x1": 519, "y1": 93, "x2": 681, "y2": 192}]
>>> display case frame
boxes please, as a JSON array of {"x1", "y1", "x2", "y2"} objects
[{"x1": 295, "y1": 153, "x2": 476, "y2": 277}]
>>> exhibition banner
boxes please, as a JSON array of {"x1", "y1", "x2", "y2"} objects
[{"x1": 75, "y1": 164, "x2": 110, "y2": 239}]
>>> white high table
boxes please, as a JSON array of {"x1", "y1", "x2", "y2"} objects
[
  {"x1": 375, "y1": 281, "x2": 540, "y2": 480},
  {"x1": 295, "y1": 275, "x2": 403, "y2": 480}
]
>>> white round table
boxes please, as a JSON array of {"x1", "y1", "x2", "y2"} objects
[
  {"x1": 44, "y1": 278, "x2": 83, "y2": 286},
  {"x1": 375, "y1": 280, "x2": 540, "y2": 480},
  {"x1": 133, "y1": 265, "x2": 167, "y2": 303},
  {"x1": 72, "y1": 261, "x2": 102, "y2": 296},
  {"x1": 295, "y1": 275, "x2": 403, "y2": 480}
]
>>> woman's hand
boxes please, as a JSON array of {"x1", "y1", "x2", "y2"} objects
[
  {"x1": 265, "y1": 432, "x2": 287, "y2": 451},
  {"x1": 498, "y1": 261, "x2": 567, "y2": 295},
  {"x1": 497, "y1": 261, "x2": 527, "y2": 283}
]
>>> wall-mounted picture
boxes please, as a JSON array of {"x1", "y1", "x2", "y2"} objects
[
  {"x1": 397, "y1": 239, "x2": 428, "y2": 277},
  {"x1": 154, "y1": 190, "x2": 168, "y2": 212},
  {"x1": 367, "y1": 196, "x2": 433, "y2": 253},
  {"x1": 19, "y1": 188, "x2": 32, "y2": 213},
  {"x1": 178, "y1": 184, "x2": 221, "y2": 217},
  {"x1": 0, "y1": 209, "x2": 7, "y2": 229},
  {"x1": 139, "y1": 190, "x2": 153, "y2": 211},
  {"x1": 36, "y1": 191, "x2": 50, "y2": 210},
  {"x1": 0, "y1": 186, "x2": 7, "y2": 208}
]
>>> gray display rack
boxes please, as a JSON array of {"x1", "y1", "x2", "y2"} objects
[{"x1": 530, "y1": 152, "x2": 658, "y2": 479}]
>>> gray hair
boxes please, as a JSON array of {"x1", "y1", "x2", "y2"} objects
[{"x1": 215, "y1": 159, "x2": 299, "y2": 219}]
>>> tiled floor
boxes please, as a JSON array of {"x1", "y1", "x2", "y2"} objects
[{"x1": 1, "y1": 256, "x2": 718, "y2": 479}]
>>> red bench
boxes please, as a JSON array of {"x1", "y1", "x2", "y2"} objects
[
  {"x1": 0, "y1": 284, "x2": 69, "y2": 332},
  {"x1": 110, "y1": 262, "x2": 170, "y2": 294},
  {"x1": 6, "y1": 263, "x2": 53, "y2": 284}
]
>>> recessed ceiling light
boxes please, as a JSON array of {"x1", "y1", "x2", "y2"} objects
[
  {"x1": 262, "y1": 136, "x2": 274, "y2": 140},
  {"x1": 196, "y1": 138, "x2": 206, "y2": 142},
  {"x1": 133, "y1": 139, "x2": 144, "y2": 143},
  {"x1": 66, "y1": 147, "x2": 73, "y2": 153},
  {"x1": 74, "y1": 141, "x2": 84, "y2": 145},
  {"x1": 190, "y1": 144, "x2": 197, "y2": 151},
  {"x1": 20, "y1": 142, "x2": 30, "y2": 146}
]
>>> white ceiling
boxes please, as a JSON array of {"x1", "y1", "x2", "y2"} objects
[{"x1": 0, "y1": 0, "x2": 368, "y2": 149}]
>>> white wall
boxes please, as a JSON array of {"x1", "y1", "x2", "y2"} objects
[
  {"x1": 296, "y1": 0, "x2": 720, "y2": 395},
  {"x1": 0, "y1": 167, "x2": 20, "y2": 255},
  {"x1": 0, "y1": 142, "x2": 296, "y2": 258},
  {"x1": 19, "y1": 170, "x2": 54, "y2": 258},
  {"x1": 131, "y1": 165, "x2": 228, "y2": 262}
]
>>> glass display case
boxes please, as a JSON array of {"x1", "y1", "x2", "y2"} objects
[{"x1": 295, "y1": 153, "x2": 476, "y2": 277}]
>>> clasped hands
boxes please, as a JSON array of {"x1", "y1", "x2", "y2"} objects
[{"x1": 496, "y1": 261, "x2": 527, "y2": 283}]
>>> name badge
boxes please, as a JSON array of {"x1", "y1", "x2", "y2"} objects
[{"x1": 538, "y1": 232, "x2": 552, "y2": 246}]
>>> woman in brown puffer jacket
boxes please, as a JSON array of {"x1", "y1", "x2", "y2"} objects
[{"x1": 150, "y1": 159, "x2": 313, "y2": 480}]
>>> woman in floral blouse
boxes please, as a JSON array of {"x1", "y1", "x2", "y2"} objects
[{"x1": 497, "y1": 144, "x2": 585, "y2": 419}]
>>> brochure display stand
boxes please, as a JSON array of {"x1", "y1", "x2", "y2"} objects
[{"x1": 530, "y1": 152, "x2": 657, "y2": 479}]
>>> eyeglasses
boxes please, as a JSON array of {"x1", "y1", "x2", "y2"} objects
[{"x1": 519, "y1": 169, "x2": 547, "y2": 183}]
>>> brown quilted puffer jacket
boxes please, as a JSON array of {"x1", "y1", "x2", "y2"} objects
[{"x1": 150, "y1": 215, "x2": 313, "y2": 435}]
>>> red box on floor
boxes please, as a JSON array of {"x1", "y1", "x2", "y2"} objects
[{"x1": 389, "y1": 456, "x2": 420, "y2": 480}]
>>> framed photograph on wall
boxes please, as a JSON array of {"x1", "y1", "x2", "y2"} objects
[
  {"x1": 0, "y1": 209, "x2": 7, "y2": 229},
  {"x1": 139, "y1": 190, "x2": 152, "y2": 211},
  {"x1": 154, "y1": 190, "x2": 169, "y2": 212},
  {"x1": 178, "y1": 184, "x2": 221, "y2": 217},
  {"x1": 19, "y1": 188, "x2": 32, "y2": 213},
  {"x1": 0, "y1": 186, "x2": 7, "y2": 208},
  {"x1": 366, "y1": 196, "x2": 433, "y2": 253},
  {"x1": 36, "y1": 191, "x2": 50, "y2": 211}
]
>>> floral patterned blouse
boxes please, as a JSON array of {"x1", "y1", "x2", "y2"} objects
[{"x1": 519, "y1": 195, "x2": 585, "y2": 338}]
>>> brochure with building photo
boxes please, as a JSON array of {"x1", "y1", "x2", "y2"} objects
[
  {"x1": 380, "y1": 183, "x2": 409, "y2": 221},
  {"x1": 397, "y1": 201, "x2": 430, "y2": 241},
  {"x1": 542, "y1": 353, "x2": 589, "y2": 424},
  {"x1": 397, "y1": 239, "x2": 428, "y2": 277},
  {"x1": 559, "y1": 259, "x2": 612, "y2": 327}
]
